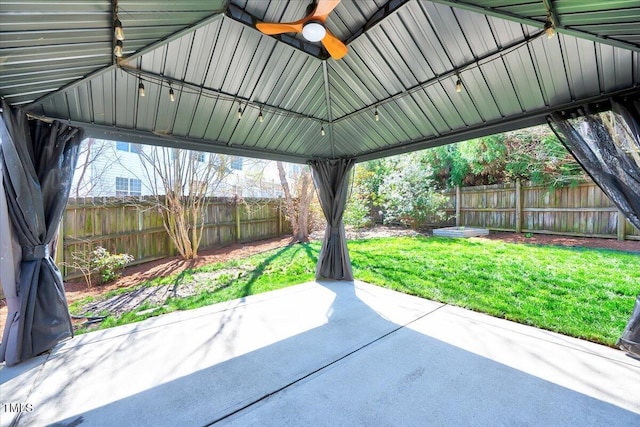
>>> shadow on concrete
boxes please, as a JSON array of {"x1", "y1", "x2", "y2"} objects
[{"x1": 6, "y1": 280, "x2": 635, "y2": 426}]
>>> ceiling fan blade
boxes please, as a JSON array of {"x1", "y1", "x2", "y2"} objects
[
  {"x1": 256, "y1": 21, "x2": 303, "y2": 35},
  {"x1": 322, "y1": 30, "x2": 347, "y2": 60},
  {"x1": 312, "y1": 0, "x2": 341, "y2": 20}
]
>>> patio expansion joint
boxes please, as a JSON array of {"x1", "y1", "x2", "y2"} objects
[{"x1": 203, "y1": 302, "x2": 448, "y2": 426}]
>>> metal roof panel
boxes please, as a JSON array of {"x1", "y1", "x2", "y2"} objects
[{"x1": 4, "y1": 1, "x2": 639, "y2": 163}]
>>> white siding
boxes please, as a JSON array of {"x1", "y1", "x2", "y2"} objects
[{"x1": 71, "y1": 139, "x2": 305, "y2": 198}]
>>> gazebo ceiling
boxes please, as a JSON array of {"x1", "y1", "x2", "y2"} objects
[{"x1": 1, "y1": 0, "x2": 639, "y2": 163}]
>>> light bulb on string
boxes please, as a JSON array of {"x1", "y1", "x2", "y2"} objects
[
  {"x1": 374, "y1": 108, "x2": 379, "y2": 122},
  {"x1": 237, "y1": 106, "x2": 243, "y2": 120},
  {"x1": 259, "y1": 110, "x2": 264, "y2": 123},
  {"x1": 138, "y1": 81, "x2": 145, "y2": 97},
  {"x1": 114, "y1": 40, "x2": 123, "y2": 58},
  {"x1": 544, "y1": 20, "x2": 555, "y2": 39},
  {"x1": 169, "y1": 85, "x2": 175, "y2": 102},
  {"x1": 321, "y1": 126, "x2": 325, "y2": 136},
  {"x1": 455, "y1": 79, "x2": 463, "y2": 93},
  {"x1": 114, "y1": 18, "x2": 125, "y2": 41}
]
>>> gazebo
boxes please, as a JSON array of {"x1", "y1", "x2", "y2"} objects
[{"x1": 1, "y1": 0, "x2": 639, "y2": 366}]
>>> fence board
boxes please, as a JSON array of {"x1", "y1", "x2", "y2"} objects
[
  {"x1": 434, "y1": 181, "x2": 639, "y2": 241},
  {"x1": 60, "y1": 197, "x2": 289, "y2": 278}
]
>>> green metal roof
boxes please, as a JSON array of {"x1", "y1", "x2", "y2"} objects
[{"x1": 1, "y1": 1, "x2": 639, "y2": 163}]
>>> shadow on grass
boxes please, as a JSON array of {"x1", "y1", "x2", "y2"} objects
[
  {"x1": 238, "y1": 242, "x2": 320, "y2": 298},
  {"x1": 165, "y1": 242, "x2": 320, "y2": 312}
]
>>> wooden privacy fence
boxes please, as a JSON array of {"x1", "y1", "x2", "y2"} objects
[
  {"x1": 58, "y1": 197, "x2": 290, "y2": 278},
  {"x1": 437, "y1": 181, "x2": 639, "y2": 241}
]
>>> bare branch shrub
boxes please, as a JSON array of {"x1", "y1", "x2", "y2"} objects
[{"x1": 137, "y1": 147, "x2": 232, "y2": 259}]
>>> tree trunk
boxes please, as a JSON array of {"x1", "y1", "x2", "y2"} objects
[
  {"x1": 277, "y1": 161, "x2": 300, "y2": 239},
  {"x1": 73, "y1": 138, "x2": 93, "y2": 198},
  {"x1": 296, "y1": 170, "x2": 313, "y2": 242}
]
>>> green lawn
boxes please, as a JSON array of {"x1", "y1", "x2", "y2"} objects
[{"x1": 70, "y1": 236, "x2": 639, "y2": 346}]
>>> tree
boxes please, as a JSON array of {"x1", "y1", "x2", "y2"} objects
[
  {"x1": 378, "y1": 153, "x2": 448, "y2": 228},
  {"x1": 422, "y1": 125, "x2": 586, "y2": 188},
  {"x1": 501, "y1": 126, "x2": 585, "y2": 186},
  {"x1": 138, "y1": 147, "x2": 232, "y2": 259},
  {"x1": 276, "y1": 162, "x2": 315, "y2": 242},
  {"x1": 71, "y1": 138, "x2": 120, "y2": 198},
  {"x1": 344, "y1": 159, "x2": 391, "y2": 228}
]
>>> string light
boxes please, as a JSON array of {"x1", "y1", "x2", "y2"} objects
[
  {"x1": 169, "y1": 84, "x2": 175, "y2": 102},
  {"x1": 259, "y1": 110, "x2": 264, "y2": 123},
  {"x1": 321, "y1": 126, "x2": 325, "y2": 136},
  {"x1": 113, "y1": 1, "x2": 125, "y2": 59},
  {"x1": 237, "y1": 106, "x2": 243, "y2": 120},
  {"x1": 455, "y1": 73, "x2": 463, "y2": 93},
  {"x1": 138, "y1": 81, "x2": 145, "y2": 97},
  {"x1": 374, "y1": 108, "x2": 379, "y2": 122},
  {"x1": 114, "y1": 18, "x2": 125, "y2": 41},
  {"x1": 114, "y1": 40, "x2": 123, "y2": 58},
  {"x1": 544, "y1": 19, "x2": 555, "y2": 39}
]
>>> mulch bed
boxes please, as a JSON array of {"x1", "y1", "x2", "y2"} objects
[{"x1": 482, "y1": 231, "x2": 640, "y2": 253}]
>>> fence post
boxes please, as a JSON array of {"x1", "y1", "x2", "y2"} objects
[
  {"x1": 455, "y1": 186, "x2": 461, "y2": 226},
  {"x1": 617, "y1": 210, "x2": 627, "y2": 241},
  {"x1": 515, "y1": 180, "x2": 522, "y2": 233},
  {"x1": 277, "y1": 201, "x2": 282, "y2": 235},
  {"x1": 138, "y1": 207, "x2": 144, "y2": 260},
  {"x1": 235, "y1": 198, "x2": 241, "y2": 243}
]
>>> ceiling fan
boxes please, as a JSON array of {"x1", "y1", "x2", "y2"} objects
[{"x1": 256, "y1": 0, "x2": 348, "y2": 60}]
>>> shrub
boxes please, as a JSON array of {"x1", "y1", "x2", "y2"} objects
[
  {"x1": 379, "y1": 154, "x2": 448, "y2": 228},
  {"x1": 344, "y1": 196, "x2": 371, "y2": 229},
  {"x1": 90, "y1": 246, "x2": 134, "y2": 285},
  {"x1": 67, "y1": 245, "x2": 134, "y2": 287}
]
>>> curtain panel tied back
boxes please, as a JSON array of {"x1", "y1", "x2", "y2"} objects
[
  {"x1": 1, "y1": 100, "x2": 83, "y2": 366},
  {"x1": 309, "y1": 158, "x2": 355, "y2": 281}
]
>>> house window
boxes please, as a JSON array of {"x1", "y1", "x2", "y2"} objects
[
  {"x1": 116, "y1": 177, "x2": 142, "y2": 196},
  {"x1": 116, "y1": 141, "x2": 140, "y2": 153},
  {"x1": 195, "y1": 152, "x2": 205, "y2": 162},
  {"x1": 231, "y1": 157, "x2": 243, "y2": 170},
  {"x1": 115, "y1": 177, "x2": 128, "y2": 195},
  {"x1": 129, "y1": 179, "x2": 141, "y2": 195}
]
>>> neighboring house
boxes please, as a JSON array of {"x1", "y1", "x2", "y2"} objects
[{"x1": 71, "y1": 138, "x2": 303, "y2": 199}]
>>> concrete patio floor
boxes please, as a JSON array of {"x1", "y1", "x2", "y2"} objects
[{"x1": 2, "y1": 280, "x2": 639, "y2": 426}]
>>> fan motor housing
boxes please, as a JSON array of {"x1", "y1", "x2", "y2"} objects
[{"x1": 302, "y1": 21, "x2": 326, "y2": 42}]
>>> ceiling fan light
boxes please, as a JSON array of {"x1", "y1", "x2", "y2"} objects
[{"x1": 302, "y1": 22, "x2": 326, "y2": 42}]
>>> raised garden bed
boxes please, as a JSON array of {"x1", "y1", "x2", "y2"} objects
[{"x1": 432, "y1": 226, "x2": 489, "y2": 238}]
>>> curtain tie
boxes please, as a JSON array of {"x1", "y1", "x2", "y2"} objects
[
  {"x1": 22, "y1": 244, "x2": 50, "y2": 261},
  {"x1": 329, "y1": 226, "x2": 340, "y2": 236}
]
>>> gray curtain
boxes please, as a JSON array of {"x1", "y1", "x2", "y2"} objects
[
  {"x1": 0, "y1": 101, "x2": 83, "y2": 366},
  {"x1": 0, "y1": 160, "x2": 20, "y2": 363},
  {"x1": 309, "y1": 158, "x2": 355, "y2": 281},
  {"x1": 547, "y1": 96, "x2": 640, "y2": 356}
]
